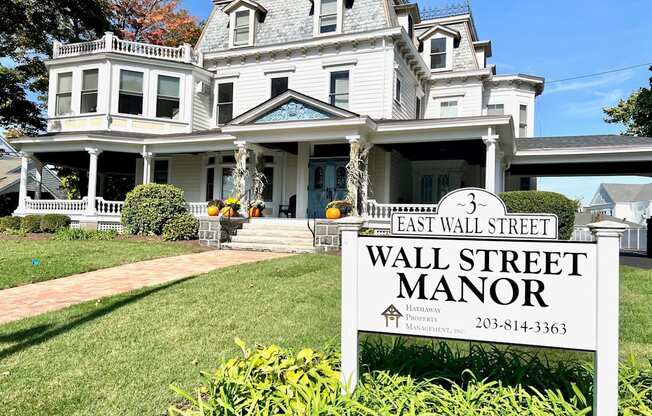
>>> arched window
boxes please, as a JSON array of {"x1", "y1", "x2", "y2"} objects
[
  {"x1": 336, "y1": 166, "x2": 347, "y2": 189},
  {"x1": 314, "y1": 167, "x2": 324, "y2": 189}
]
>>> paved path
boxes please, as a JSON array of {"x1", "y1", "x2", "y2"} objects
[{"x1": 0, "y1": 250, "x2": 291, "y2": 325}]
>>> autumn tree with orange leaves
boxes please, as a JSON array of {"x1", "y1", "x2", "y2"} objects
[{"x1": 112, "y1": 0, "x2": 203, "y2": 46}]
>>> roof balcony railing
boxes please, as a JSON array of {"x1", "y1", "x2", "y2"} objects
[{"x1": 52, "y1": 32, "x2": 203, "y2": 66}]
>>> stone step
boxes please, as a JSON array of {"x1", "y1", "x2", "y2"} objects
[
  {"x1": 235, "y1": 228, "x2": 313, "y2": 239},
  {"x1": 241, "y1": 222, "x2": 311, "y2": 232},
  {"x1": 222, "y1": 242, "x2": 315, "y2": 254},
  {"x1": 231, "y1": 235, "x2": 314, "y2": 246}
]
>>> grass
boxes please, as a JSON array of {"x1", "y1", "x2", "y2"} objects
[
  {"x1": 0, "y1": 256, "x2": 651, "y2": 415},
  {"x1": 0, "y1": 239, "x2": 202, "y2": 289}
]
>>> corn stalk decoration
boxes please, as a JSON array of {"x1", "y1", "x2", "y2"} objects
[
  {"x1": 346, "y1": 140, "x2": 372, "y2": 216},
  {"x1": 251, "y1": 153, "x2": 266, "y2": 203},
  {"x1": 232, "y1": 146, "x2": 248, "y2": 200}
]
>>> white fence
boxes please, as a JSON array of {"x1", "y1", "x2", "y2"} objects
[
  {"x1": 22, "y1": 198, "x2": 208, "y2": 219},
  {"x1": 572, "y1": 226, "x2": 647, "y2": 252}
]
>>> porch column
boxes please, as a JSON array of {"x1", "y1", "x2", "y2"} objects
[
  {"x1": 85, "y1": 147, "x2": 102, "y2": 215},
  {"x1": 296, "y1": 142, "x2": 310, "y2": 218},
  {"x1": 482, "y1": 134, "x2": 500, "y2": 193},
  {"x1": 234, "y1": 141, "x2": 248, "y2": 200},
  {"x1": 141, "y1": 151, "x2": 153, "y2": 184},
  {"x1": 34, "y1": 162, "x2": 43, "y2": 199},
  {"x1": 17, "y1": 151, "x2": 31, "y2": 211}
]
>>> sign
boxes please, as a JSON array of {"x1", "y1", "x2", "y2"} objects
[
  {"x1": 391, "y1": 188, "x2": 558, "y2": 239},
  {"x1": 340, "y1": 188, "x2": 627, "y2": 416},
  {"x1": 357, "y1": 237, "x2": 596, "y2": 350}
]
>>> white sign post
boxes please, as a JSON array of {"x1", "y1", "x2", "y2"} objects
[{"x1": 340, "y1": 188, "x2": 626, "y2": 416}]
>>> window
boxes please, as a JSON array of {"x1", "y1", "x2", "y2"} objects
[
  {"x1": 394, "y1": 75, "x2": 401, "y2": 103},
  {"x1": 314, "y1": 167, "x2": 324, "y2": 189},
  {"x1": 234, "y1": 10, "x2": 250, "y2": 46},
  {"x1": 319, "y1": 0, "x2": 338, "y2": 34},
  {"x1": 118, "y1": 70, "x2": 144, "y2": 115},
  {"x1": 271, "y1": 77, "x2": 288, "y2": 98},
  {"x1": 221, "y1": 167, "x2": 234, "y2": 199},
  {"x1": 80, "y1": 69, "x2": 98, "y2": 113},
  {"x1": 329, "y1": 71, "x2": 349, "y2": 109},
  {"x1": 156, "y1": 75, "x2": 180, "y2": 119},
  {"x1": 520, "y1": 177, "x2": 532, "y2": 191},
  {"x1": 407, "y1": 14, "x2": 414, "y2": 39},
  {"x1": 430, "y1": 38, "x2": 446, "y2": 69},
  {"x1": 55, "y1": 72, "x2": 73, "y2": 115},
  {"x1": 415, "y1": 97, "x2": 421, "y2": 119},
  {"x1": 519, "y1": 104, "x2": 528, "y2": 136},
  {"x1": 420, "y1": 175, "x2": 434, "y2": 203},
  {"x1": 262, "y1": 166, "x2": 274, "y2": 201},
  {"x1": 487, "y1": 104, "x2": 504, "y2": 116},
  {"x1": 153, "y1": 160, "x2": 169, "y2": 184},
  {"x1": 217, "y1": 82, "x2": 234, "y2": 125},
  {"x1": 206, "y1": 167, "x2": 215, "y2": 200},
  {"x1": 440, "y1": 100, "x2": 458, "y2": 118}
]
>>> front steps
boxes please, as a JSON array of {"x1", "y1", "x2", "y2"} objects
[{"x1": 221, "y1": 218, "x2": 315, "y2": 253}]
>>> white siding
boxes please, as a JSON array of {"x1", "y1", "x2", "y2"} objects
[
  {"x1": 193, "y1": 74, "x2": 212, "y2": 131},
  {"x1": 425, "y1": 79, "x2": 483, "y2": 118},
  {"x1": 392, "y1": 45, "x2": 420, "y2": 119},
  {"x1": 169, "y1": 155, "x2": 203, "y2": 202}
]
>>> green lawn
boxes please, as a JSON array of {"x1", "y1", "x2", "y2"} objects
[
  {"x1": 0, "y1": 255, "x2": 650, "y2": 415},
  {"x1": 0, "y1": 239, "x2": 202, "y2": 289}
]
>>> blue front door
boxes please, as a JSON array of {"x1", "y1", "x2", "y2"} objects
[{"x1": 308, "y1": 158, "x2": 348, "y2": 218}]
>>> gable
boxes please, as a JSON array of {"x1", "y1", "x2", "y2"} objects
[{"x1": 254, "y1": 100, "x2": 335, "y2": 123}]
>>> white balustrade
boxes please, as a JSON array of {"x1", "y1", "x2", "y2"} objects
[
  {"x1": 95, "y1": 198, "x2": 124, "y2": 216},
  {"x1": 24, "y1": 197, "x2": 88, "y2": 214},
  {"x1": 365, "y1": 199, "x2": 438, "y2": 221},
  {"x1": 186, "y1": 202, "x2": 208, "y2": 218},
  {"x1": 53, "y1": 33, "x2": 196, "y2": 63}
]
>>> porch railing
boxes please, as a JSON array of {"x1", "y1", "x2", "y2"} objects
[
  {"x1": 365, "y1": 200, "x2": 438, "y2": 221},
  {"x1": 22, "y1": 198, "x2": 208, "y2": 219},
  {"x1": 187, "y1": 202, "x2": 209, "y2": 217},
  {"x1": 96, "y1": 198, "x2": 124, "y2": 215}
]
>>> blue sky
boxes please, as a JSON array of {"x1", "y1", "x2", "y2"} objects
[{"x1": 183, "y1": 0, "x2": 652, "y2": 205}]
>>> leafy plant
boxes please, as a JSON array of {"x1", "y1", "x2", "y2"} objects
[
  {"x1": 327, "y1": 200, "x2": 352, "y2": 215},
  {"x1": 163, "y1": 214, "x2": 199, "y2": 241},
  {"x1": 20, "y1": 214, "x2": 43, "y2": 233},
  {"x1": 207, "y1": 199, "x2": 225, "y2": 210},
  {"x1": 121, "y1": 184, "x2": 187, "y2": 235},
  {"x1": 0, "y1": 215, "x2": 21, "y2": 231},
  {"x1": 40, "y1": 214, "x2": 71, "y2": 233},
  {"x1": 52, "y1": 228, "x2": 117, "y2": 241},
  {"x1": 500, "y1": 191, "x2": 576, "y2": 240}
]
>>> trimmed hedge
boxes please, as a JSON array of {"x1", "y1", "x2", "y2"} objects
[
  {"x1": 20, "y1": 215, "x2": 43, "y2": 233},
  {"x1": 121, "y1": 184, "x2": 187, "y2": 235},
  {"x1": 40, "y1": 214, "x2": 71, "y2": 233},
  {"x1": 162, "y1": 214, "x2": 199, "y2": 241},
  {"x1": 500, "y1": 191, "x2": 576, "y2": 240},
  {"x1": 0, "y1": 216, "x2": 21, "y2": 231}
]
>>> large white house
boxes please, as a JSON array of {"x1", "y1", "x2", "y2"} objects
[{"x1": 588, "y1": 183, "x2": 652, "y2": 225}]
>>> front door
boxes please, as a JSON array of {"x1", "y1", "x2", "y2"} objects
[{"x1": 308, "y1": 158, "x2": 348, "y2": 218}]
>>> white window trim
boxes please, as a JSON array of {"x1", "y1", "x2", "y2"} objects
[
  {"x1": 438, "y1": 99, "x2": 459, "y2": 118},
  {"x1": 313, "y1": 0, "x2": 344, "y2": 37},
  {"x1": 151, "y1": 157, "x2": 172, "y2": 184},
  {"x1": 114, "y1": 65, "x2": 147, "y2": 118},
  {"x1": 202, "y1": 154, "x2": 219, "y2": 201},
  {"x1": 79, "y1": 68, "x2": 100, "y2": 115},
  {"x1": 426, "y1": 34, "x2": 454, "y2": 73},
  {"x1": 229, "y1": 6, "x2": 255, "y2": 48},
  {"x1": 154, "y1": 73, "x2": 183, "y2": 121},
  {"x1": 394, "y1": 71, "x2": 402, "y2": 105},
  {"x1": 486, "y1": 103, "x2": 505, "y2": 116},
  {"x1": 215, "y1": 80, "x2": 236, "y2": 126},
  {"x1": 518, "y1": 103, "x2": 529, "y2": 137},
  {"x1": 328, "y1": 69, "x2": 351, "y2": 109},
  {"x1": 48, "y1": 64, "x2": 104, "y2": 118},
  {"x1": 268, "y1": 75, "x2": 291, "y2": 99}
]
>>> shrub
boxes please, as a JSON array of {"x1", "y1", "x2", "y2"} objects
[
  {"x1": 162, "y1": 214, "x2": 199, "y2": 241},
  {"x1": 0, "y1": 216, "x2": 21, "y2": 231},
  {"x1": 500, "y1": 191, "x2": 576, "y2": 240},
  {"x1": 121, "y1": 184, "x2": 187, "y2": 235},
  {"x1": 40, "y1": 214, "x2": 71, "y2": 233},
  {"x1": 53, "y1": 228, "x2": 117, "y2": 241},
  {"x1": 169, "y1": 339, "x2": 652, "y2": 415},
  {"x1": 20, "y1": 215, "x2": 43, "y2": 233}
]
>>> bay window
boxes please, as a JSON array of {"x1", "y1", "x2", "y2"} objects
[
  {"x1": 55, "y1": 72, "x2": 73, "y2": 116},
  {"x1": 80, "y1": 69, "x2": 98, "y2": 113},
  {"x1": 329, "y1": 71, "x2": 349, "y2": 109},
  {"x1": 156, "y1": 75, "x2": 180, "y2": 119},
  {"x1": 217, "y1": 82, "x2": 234, "y2": 125},
  {"x1": 118, "y1": 70, "x2": 144, "y2": 115}
]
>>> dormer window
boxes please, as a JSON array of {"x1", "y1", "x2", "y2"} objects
[
  {"x1": 430, "y1": 38, "x2": 446, "y2": 69},
  {"x1": 234, "y1": 10, "x2": 250, "y2": 46},
  {"x1": 418, "y1": 25, "x2": 458, "y2": 71},
  {"x1": 314, "y1": 0, "x2": 343, "y2": 36}
]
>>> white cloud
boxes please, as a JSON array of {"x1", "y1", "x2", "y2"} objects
[{"x1": 545, "y1": 69, "x2": 634, "y2": 94}]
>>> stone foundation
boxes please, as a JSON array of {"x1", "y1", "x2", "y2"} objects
[
  {"x1": 314, "y1": 219, "x2": 343, "y2": 253},
  {"x1": 199, "y1": 217, "x2": 247, "y2": 248}
]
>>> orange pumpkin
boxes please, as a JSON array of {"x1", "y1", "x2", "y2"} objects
[
  {"x1": 325, "y1": 207, "x2": 341, "y2": 220},
  {"x1": 221, "y1": 207, "x2": 236, "y2": 218},
  {"x1": 207, "y1": 206, "x2": 219, "y2": 216},
  {"x1": 249, "y1": 207, "x2": 261, "y2": 217}
]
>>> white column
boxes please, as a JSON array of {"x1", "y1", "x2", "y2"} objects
[
  {"x1": 339, "y1": 216, "x2": 364, "y2": 393},
  {"x1": 17, "y1": 151, "x2": 31, "y2": 211},
  {"x1": 141, "y1": 152, "x2": 153, "y2": 184},
  {"x1": 482, "y1": 134, "x2": 499, "y2": 193},
  {"x1": 296, "y1": 142, "x2": 310, "y2": 218},
  {"x1": 235, "y1": 141, "x2": 248, "y2": 200},
  {"x1": 85, "y1": 147, "x2": 102, "y2": 215},
  {"x1": 588, "y1": 220, "x2": 627, "y2": 415},
  {"x1": 34, "y1": 162, "x2": 43, "y2": 199}
]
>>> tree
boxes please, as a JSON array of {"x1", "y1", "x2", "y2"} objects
[
  {"x1": 111, "y1": 0, "x2": 202, "y2": 47},
  {"x1": 0, "y1": 0, "x2": 111, "y2": 134},
  {"x1": 603, "y1": 66, "x2": 652, "y2": 137}
]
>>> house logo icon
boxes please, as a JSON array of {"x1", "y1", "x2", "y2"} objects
[{"x1": 381, "y1": 304, "x2": 403, "y2": 328}]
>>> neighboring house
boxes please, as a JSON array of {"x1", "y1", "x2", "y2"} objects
[
  {"x1": 574, "y1": 211, "x2": 642, "y2": 229},
  {"x1": 7, "y1": 0, "x2": 652, "y2": 233},
  {"x1": 588, "y1": 183, "x2": 652, "y2": 226}
]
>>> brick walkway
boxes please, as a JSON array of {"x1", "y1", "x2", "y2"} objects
[{"x1": 0, "y1": 250, "x2": 291, "y2": 325}]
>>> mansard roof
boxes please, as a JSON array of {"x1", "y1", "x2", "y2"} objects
[
  {"x1": 197, "y1": 0, "x2": 391, "y2": 52},
  {"x1": 222, "y1": 0, "x2": 267, "y2": 19},
  {"x1": 227, "y1": 90, "x2": 359, "y2": 125}
]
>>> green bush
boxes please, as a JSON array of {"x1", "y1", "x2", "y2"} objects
[
  {"x1": 0, "y1": 216, "x2": 21, "y2": 231},
  {"x1": 40, "y1": 214, "x2": 71, "y2": 233},
  {"x1": 162, "y1": 214, "x2": 199, "y2": 241},
  {"x1": 121, "y1": 184, "x2": 187, "y2": 235},
  {"x1": 500, "y1": 191, "x2": 576, "y2": 240},
  {"x1": 53, "y1": 228, "x2": 117, "y2": 241},
  {"x1": 20, "y1": 215, "x2": 43, "y2": 233},
  {"x1": 169, "y1": 339, "x2": 652, "y2": 415}
]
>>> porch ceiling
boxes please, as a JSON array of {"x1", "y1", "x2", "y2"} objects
[
  {"x1": 35, "y1": 151, "x2": 138, "y2": 174},
  {"x1": 380, "y1": 139, "x2": 486, "y2": 164}
]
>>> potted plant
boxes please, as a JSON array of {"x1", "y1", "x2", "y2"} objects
[
  {"x1": 325, "y1": 200, "x2": 352, "y2": 219},
  {"x1": 207, "y1": 199, "x2": 224, "y2": 216},
  {"x1": 248, "y1": 200, "x2": 265, "y2": 217},
  {"x1": 221, "y1": 198, "x2": 241, "y2": 218}
]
